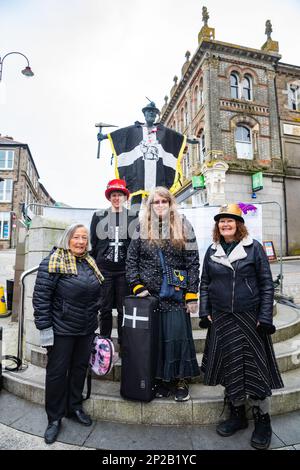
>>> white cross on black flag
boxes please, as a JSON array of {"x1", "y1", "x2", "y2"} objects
[{"x1": 122, "y1": 306, "x2": 149, "y2": 329}]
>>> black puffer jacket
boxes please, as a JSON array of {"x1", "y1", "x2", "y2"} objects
[
  {"x1": 126, "y1": 219, "x2": 199, "y2": 296},
  {"x1": 200, "y1": 237, "x2": 274, "y2": 325},
  {"x1": 33, "y1": 254, "x2": 102, "y2": 335}
]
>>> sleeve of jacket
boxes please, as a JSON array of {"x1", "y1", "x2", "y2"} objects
[
  {"x1": 32, "y1": 256, "x2": 58, "y2": 331},
  {"x1": 183, "y1": 219, "x2": 200, "y2": 301},
  {"x1": 199, "y1": 248, "x2": 213, "y2": 318},
  {"x1": 126, "y1": 225, "x2": 144, "y2": 293},
  {"x1": 90, "y1": 212, "x2": 98, "y2": 259},
  {"x1": 254, "y1": 241, "x2": 274, "y2": 324}
]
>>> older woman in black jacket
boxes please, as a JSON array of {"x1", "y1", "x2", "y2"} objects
[
  {"x1": 33, "y1": 223, "x2": 104, "y2": 444},
  {"x1": 199, "y1": 204, "x2": 283, "y2": 450}
]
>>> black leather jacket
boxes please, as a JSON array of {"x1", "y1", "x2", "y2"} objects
[
  {"x1": 90, "y1": 208, "x2": 138, "y2": 269},
  {"x1": 200, "y1": 237, "x2": 274, "y2": 325}
]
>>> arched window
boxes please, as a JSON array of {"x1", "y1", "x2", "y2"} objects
[
  {"x1": 289, "y1": 84, "x2": 300, "y2": 111},
  {"x1": 184, "y1": 102, "x2": 188, "y2": 128},
  {"x1": 242, "y1": 75, "x2": 252, "y2": 100},
  {"x1": 180, "y1": 108, "x2": 184, "y2": 132},
  {"x1": 199, "y1": 78, "x2": 204, "y2": 106},
  {"x1": 199, "y1": 131, "x2": 206, "y2": 164},
  {"x1": 230, "y1": 73, "x2": 239, "y2": 99},
  {"x1": 235, "y1": 125, "x2": 253, "y2": 159},
  {"x1": 194, "y1": 86, "x2": 199, "y2": 116}
]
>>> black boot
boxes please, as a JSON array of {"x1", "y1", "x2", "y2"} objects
[
  {"x1": 251, "y1": 406, "x2": 272, "y2": 450},
  {"x1": 44, "y1": 419, "x2": 61, "y2": 444},
  {"x1": 216, "y1": 402, "x2": 248, "y2": 437}
]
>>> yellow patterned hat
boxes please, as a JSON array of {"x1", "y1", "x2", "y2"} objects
[{"x1": 214, "y1": 203, "x2": 244, "y2": 223}]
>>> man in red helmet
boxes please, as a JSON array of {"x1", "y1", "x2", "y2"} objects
[{"x1": 90, "y1": 179, "x2": 137, "y2": 348}]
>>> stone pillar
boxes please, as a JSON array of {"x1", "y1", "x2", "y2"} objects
[
  {"x1": 23, "y1": 217, "x2": 67, "y2": 362},
  {"x1": 202, "y1": 160, "x2": 229, "y2": 205},
  {"x1": 267, "y1": 70, "x2": 282, "y2": 162},
  {"x1": 202, "y1": 53, "x2": 223, "y2": 161}
]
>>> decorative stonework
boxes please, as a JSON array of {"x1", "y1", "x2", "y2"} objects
[
  {"x1": 220, "y1": 99, "x2": 269, "y2": 116},
  {"x1": 201, "y1": 160, "x2": 229, "y2": 205}
]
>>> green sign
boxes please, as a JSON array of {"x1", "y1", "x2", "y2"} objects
[
  {"x1": 192, "y1": 175, "x2": 205, "y2": 189},
  {"x1": 252, "y1": 172, "x2": 263, "y2": 192}
]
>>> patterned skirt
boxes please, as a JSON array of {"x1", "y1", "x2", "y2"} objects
[
  {"x1": 201, "y1": 309, "x2": 284, "y2": 402},
  {"x1": 156, "y1": 299, "x2": 199, "y2": 382}
]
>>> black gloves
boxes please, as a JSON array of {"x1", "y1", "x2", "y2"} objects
[
  {"x1": 199, "y1": 317, "x2": 212, "y2": 329},
  {"x1": 257, "y1": 322, "x2": 276, "y2": 338}
]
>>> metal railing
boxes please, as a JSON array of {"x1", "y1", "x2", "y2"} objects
[{"x1": 17, "y1": 265, "x2": 39, "y2": 367}]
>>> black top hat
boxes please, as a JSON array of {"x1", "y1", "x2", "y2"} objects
[{"x1": 142, "y1": 101, "x2": 160, "y2": 114}]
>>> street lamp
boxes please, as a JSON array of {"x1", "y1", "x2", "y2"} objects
[{"x1": 0, "y1": 51, "x2": 34, "y2": 81}]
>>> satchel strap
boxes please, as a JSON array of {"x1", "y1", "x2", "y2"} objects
[{"x1": 158, "y1": 249, "x2": 167, "y2": 274}]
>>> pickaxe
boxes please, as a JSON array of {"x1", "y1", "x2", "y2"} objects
[{"x1": 95, "y1": 122, "x2": 118, "y2": 159}]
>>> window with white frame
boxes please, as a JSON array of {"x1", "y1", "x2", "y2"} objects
[
  {"x1": 235, "y1": 125, "x2": 253, "y2": 159},
  {"x1": 0, "y1": 212, "x2": 10, "y2": 239},
  {"x1": 0, "y1": 150, "x2": 14, "y2": 170},
  {"x1": 289, "y1": 84, "x2": 300, "y2": 111},
  {"x1": 184, "y1": 103, "x2": 188, "y2": 128},
  {"x1": 180, "y1": 108, "x2": 184, "y2": 132},
  {"x1": 230, "y1": 73, "x2": 239, "y2": 99},
  {"x1": 242, "y1": 75, "x2": 252, "y2": 100},
  {"x1": 0, "y1": 179, "x2": 13, "y2": 202},
  {"x1": 194, "y1": 86, "x2": 199, "y2": 116},
  {"x1": 199, "y1": 79, "x2": 204, "y2": 105},
  {"x1": 199, "y1": 132, "x2": 206, "y2": 164}
]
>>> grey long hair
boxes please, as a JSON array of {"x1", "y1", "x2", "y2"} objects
[{"x1": 57, "y1": 223, "x2": 91, "y2": 251}]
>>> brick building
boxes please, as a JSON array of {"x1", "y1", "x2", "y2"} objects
[
  {"x1": 0, "y1": 134, "x2": 55, "y2": 249},
  {"x1": 160, "y1": 7, "x2": 300, "y2": 255}
]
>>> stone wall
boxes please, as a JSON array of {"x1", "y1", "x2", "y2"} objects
[{"x1": 23, "y1": 216, "x2": 67, "y2": 362}]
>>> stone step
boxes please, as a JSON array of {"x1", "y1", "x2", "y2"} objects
[
  {"x1": 3, "y1": 364, "x2": 300, "y2": 425},
  {"x1": 30, "y1": 305, "x2": 300, "y2": 377}
]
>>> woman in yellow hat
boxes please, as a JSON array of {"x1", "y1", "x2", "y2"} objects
[{"x1": 199, "y1": 203, "x2": 283, "y2": 450}]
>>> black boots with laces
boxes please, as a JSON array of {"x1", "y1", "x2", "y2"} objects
[
  {"x1": 216, "y1": 402, "x2": 248, "y2": 437},
  {"x1": 250, "y1": 406, "x2": 272, "y2": 450}
]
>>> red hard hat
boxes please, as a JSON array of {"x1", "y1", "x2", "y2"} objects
[{"x1": 105, "y1": 179, "x2": 130, "y2": 200}]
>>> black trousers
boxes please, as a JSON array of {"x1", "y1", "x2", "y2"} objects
[
  {"x1": 45, "y1": 334, "x2": 94, "y2": 423},
  {"x1": 99, "y1": 270, "x2": 129, "y2": 343}
]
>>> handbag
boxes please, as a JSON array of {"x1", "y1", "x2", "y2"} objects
[
  {"x1": 84, "y1": 335, "x2": 118, "y2": 400},
  {"x1": 158, "y1": 249, "x2": 187, "y2": 302}
]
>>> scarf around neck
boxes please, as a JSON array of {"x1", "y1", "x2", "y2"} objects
[{"x1": 48, "y1": 248, "x2": 104, "y2": 284}]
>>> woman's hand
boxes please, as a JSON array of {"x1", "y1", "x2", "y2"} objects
[
  {"x1": 136, "y1": 289, "x2": 150, "y2": 297},
  {"x1": 199, "y1": 316, "x2": 212, "y2": 328},
  {"x1": 186, "y1": 302, "x2": 199, "y2": 314}
]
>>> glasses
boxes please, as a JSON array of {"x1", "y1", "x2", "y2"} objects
[{"x1": 151, "y1": 199, "x2": 169, "y2": 206}]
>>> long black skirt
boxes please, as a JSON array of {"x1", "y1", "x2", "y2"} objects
[
  {"x1": 156, "y1": 299, "x2": 199, "y2": 382},
  {"x1": 201, "y1": 309, "x2": 284, "y2": 402}
]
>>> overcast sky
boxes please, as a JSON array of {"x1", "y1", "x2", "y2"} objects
[{"x1": 0, "y1": 0, "x2": 299, "y2": 208}]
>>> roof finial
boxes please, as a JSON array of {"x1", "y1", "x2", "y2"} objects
[
  {"x1": 198, "y1": 6, "x2": 215, "y2": 43},
  {"x1": 261, "y1": 19, "x2": 279, "y2": 53},
  {"x1": 202, "y1": 6, "x2": 209, "y2": 26},
  {"x1": 265, "y1": 20, "x2": 272, "y2": 40}
]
